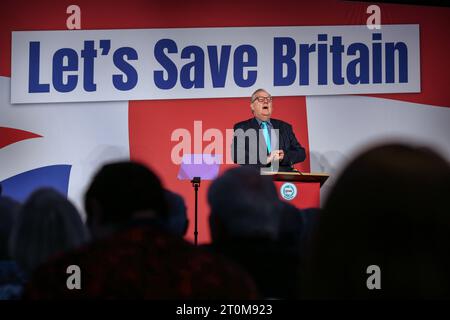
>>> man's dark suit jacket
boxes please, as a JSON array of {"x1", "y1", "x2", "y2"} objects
[{"x1": 232, "y1": 118, "x2": 306, "y2": 171}]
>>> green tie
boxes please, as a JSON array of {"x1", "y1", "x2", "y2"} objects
[{"x1": 261, "y1": 121, "x2": 271, "y2": 153}]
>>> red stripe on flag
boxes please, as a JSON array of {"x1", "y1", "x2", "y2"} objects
[{"x1": 0, "y1": 126, "x2": 42, "y2": 149}]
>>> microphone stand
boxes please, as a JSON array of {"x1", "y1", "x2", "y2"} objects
[{"x1": 190, "y1": 177, "x2": 201, "y2": 245}]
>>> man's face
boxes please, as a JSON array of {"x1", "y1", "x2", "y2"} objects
[{"x1": 251, "y1": 90, "x2": 273, "y2": 122}]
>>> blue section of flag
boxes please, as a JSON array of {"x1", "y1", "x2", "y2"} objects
[{"x1": 0, "y1": 165, "x2": 72, "y2": 202}]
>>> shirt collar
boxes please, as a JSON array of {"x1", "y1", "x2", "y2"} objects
[{"x1": 254, "y1": 117, "x2": 272, "y2": 127}]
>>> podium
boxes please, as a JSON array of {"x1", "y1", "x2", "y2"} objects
[{"x1": 261, "y1": 171, "x2": 329, "y2": 209}]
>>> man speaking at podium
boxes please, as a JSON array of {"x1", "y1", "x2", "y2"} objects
[{"x1": 232, "y1": 88, "x2": 306, "y2": 172}]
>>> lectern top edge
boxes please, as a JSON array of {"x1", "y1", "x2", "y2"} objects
[
  {"x1": 260, "y1": 171, "x2": 330, "y2": 187},
  {"x1": 260, "y1": 171, "x2": 330, "y2": 177}
]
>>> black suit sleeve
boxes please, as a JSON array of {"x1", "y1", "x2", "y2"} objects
[
  {"x1": 280, "y1": 123, "x2": 306, "y2": 166},
  {"x1": 231, "y1": 123, "x2": 240, "y2": 164},
  {"x1": 231, "y1": 121, "x2": 267, "y2": 168},
  {"x1": 232, "y1": 122, "x2": 251, "y2": 165}
]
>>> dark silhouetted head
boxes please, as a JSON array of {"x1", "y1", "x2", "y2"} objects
[
  {"x1": 164, "y1": 190, "x2": 188, "y2": 237},
  {"x1": 208, "y1": 166, "x2": 282, "y2": 243},
  {"x1": 306, "y1": 143, "x2": 450, "y2": 299},
  {"x1": 85, "y1": 161, "x2": 168, "y2": 237},
  {"x1": 9, "y1": 188, "x2": 88, "y2": 273},
  {"x1": 0, "y1": 197, "x2": 20, "y2": 260}
]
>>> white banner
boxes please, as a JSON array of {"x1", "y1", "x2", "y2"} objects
[{"x1": 11, "y1": 25, "x2": 420, "y2": 104}]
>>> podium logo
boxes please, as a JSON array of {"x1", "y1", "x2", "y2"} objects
[{"x1": 280, "y1": 183, "x2": 297, "y2": 201}]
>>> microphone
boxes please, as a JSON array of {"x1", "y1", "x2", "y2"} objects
[{"x1": 290, "y1": 161, "x2": 302, "y2": 175}]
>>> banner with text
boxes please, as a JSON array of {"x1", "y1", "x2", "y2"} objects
[{"x1": 11, "y1": 25, "x2": 420, "y2": 104}]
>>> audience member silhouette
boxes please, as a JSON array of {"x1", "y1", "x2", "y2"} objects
[
  {"x1": 4, "y1": 188, "x2": 88, "y2": 299},
  {"x1": 206, "y1": 166, "x2": 303, "y2": 299},
  {"x1": 23, "y1": 162, "x2": 258, "y2": 299},
  {"x1": 164, "y1": 189, "x2": 189, "y2": 237},
  {"x1": 303, "y1": 143, "x2": 450, "y2": 299},
  {"x1": 0, "y1": 196, "x2": 22, "y2": 300},
  {"x1": 9, "y1": 188, "x2": 89, "y2": 275},
  {"x1": 277, "y1": 202, "x2": 319, "y2": 254},
  {"x1": 0, "y1": 196, "x2": 19, "y2": 261}
]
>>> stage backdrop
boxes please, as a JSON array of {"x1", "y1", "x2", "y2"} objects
[{"x1": 1, "y1": 0, "x2": 449, "y2": 243}]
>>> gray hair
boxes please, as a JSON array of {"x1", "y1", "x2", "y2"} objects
[
  {"x1": 250, "y1": 88, "x2": 270, "y2": 103},
  {"x1": 9, "y1": 188, "x2": 89, "y2": 273},
  {"x1": 208, "y1": 167, "x2": 281, "y2": 240}
]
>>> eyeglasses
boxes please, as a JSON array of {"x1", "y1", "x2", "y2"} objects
[{"x1": 253, "y1": 96, "x2": 273, "y2": 103}]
